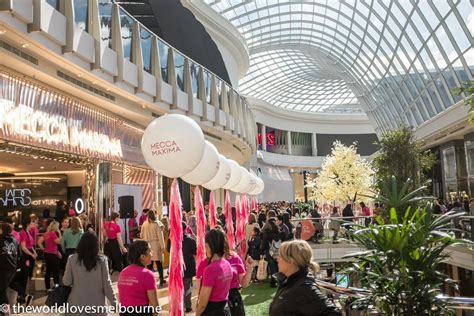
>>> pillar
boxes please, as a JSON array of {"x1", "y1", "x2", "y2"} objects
[
  {"x1": 287, "y1": 130, "x2": 292, "y2": 155},
  {"x1": 261, "y1": 124, "x2": 267, "y2": 151},
  {"x1": 155, "y1": 172, "x2": 163, "y2": 217},
  {"x1": 96, "y1": 162, "x2": 113, "y2": 251},
  {"x1": 312, "y1": 132, "x2": 318, "y2": 156}
]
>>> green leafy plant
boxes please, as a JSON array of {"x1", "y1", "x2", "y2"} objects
[
  {"x1": 363, "y1": 176, "x2": 433, "y2": 219},
  {"x1": 373, "y1": 126, "x2": 435, "y2": 194},
  {"x1": 343, "y1": 207, "x2": 469, "y2": 315},
  {"x1": 452, "y1": 80, "x2": 474, "y2": 124}
]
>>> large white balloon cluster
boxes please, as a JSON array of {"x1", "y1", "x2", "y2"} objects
[{"x1": 141, "y1": 114, "x2": 264, "y2": 194}]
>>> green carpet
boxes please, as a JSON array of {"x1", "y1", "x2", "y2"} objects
[{"x1": 241, "y1": 281, "x2": 277, "y2": 315}]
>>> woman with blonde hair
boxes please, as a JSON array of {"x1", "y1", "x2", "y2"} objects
[
  {"x1": 140, "y1": 210, "x2": 166, "y2": 286},
  {"x1": 161, "y1": 216, "x2": 170, "y2": 269},
  {"x1": 38, "y1": 221, "x2": 62, "y2": 290},
  {"x1": 269, "y1": 240, "x2": 341, "y2": 316},
  {"x1": 61, "y1": 217, "x2": 84, "y2": 263}
]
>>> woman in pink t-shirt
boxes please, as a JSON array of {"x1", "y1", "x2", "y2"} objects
[
  {"x1": 360, "y1": 202, "x2": 371, "y2": 227},
  {"x1": 27, "y1": 214, "x2": 39, "y2": 247},
  {"x1": 17, "y1": 217, "x2": 37, "y2": 306},
  {"x1": 103, "y1": 212, "x2": 127, "y2": 273},
  {"x1": 118, "y1": 240, "x2": 160, "y2": 315},
  {"x1": 196, "y1": 229, "x2": 233, "y2": 316},
  {"x1": 38, "y1": 221, "x2": 62, "y2": 290}
]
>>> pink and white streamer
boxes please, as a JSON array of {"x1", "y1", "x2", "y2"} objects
[
  {"x1": 169, "y1": 179, "x2": 184, "y2": 316},
  {"x1": 235, "y1": 195, "x2": 246, "y2": 259},
  {"x1": 251, "y1": 196, "x2": 258, "y2": 213},
  {"x1": 194, "y1": 187, "x2": 206, "y2": 269},
  {"x1": 209, "y1": 191, "x2": 217, "y2": 229},
  {"x1": 224, "y1": 190, "x2": 235, "y2": 250}
]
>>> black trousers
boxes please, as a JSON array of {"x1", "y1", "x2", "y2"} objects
[
  {"x1": 147, "y1": 261, "x2": 164, "y2": 283},
  {"x1": 0, "y1": 269, "x2": 16, "y2": 306},
  {"x1": 44, "y1": 253, "x2": 61, "y2": 289},
  {"x1": 19, "y1": 252, "x2": 35, "y2": 294},
  {"x1": 228, "y1": 288, "x2": 245, "y2": 316},
  {"x1": 183, "y1": 277, "x2": 193, "y2": 309},
  {"x1": 203, "y1": 301, "x2": 230, "y2": 316},
  {"x1": 105, "y1": 239, "x2": 123, "y2": 272}
]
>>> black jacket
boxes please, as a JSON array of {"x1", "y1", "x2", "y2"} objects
[
  {"x1": 260, "y1": 219, "x2": 280, "y2": 255},
  {"x1": 247, "y1": 235, "x2": 261, "y2": 260},
  {"x1": 182, "y1": 233, "x2": 197, "y2": 278},
  {"x1": 168, "y1": 233, "x2": 197, "y2": 279},
  {"x1": 0, "y1": 234, "x2": 20, "y2": 273},
  {"x1": 269, "y1": 269, "x2": 341, "y2": 316}
]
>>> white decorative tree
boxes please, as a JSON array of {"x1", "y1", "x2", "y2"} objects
[{"x1": 308, "y1": 141, "x2": 374, "y2": 204}]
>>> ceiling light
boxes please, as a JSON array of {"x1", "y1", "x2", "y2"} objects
[
  {"x1": 40, "y1": 166, "x2": 44, "y2": 169},
  {"x1": 21, "y1": 43, "x2": 29, "y2": 48},
  {"x1": 0, "y1": 29, "x2": 6, "y2": 35},
  {"x1": 77, "y1": 74, "x2": 83, "y2": 78}
]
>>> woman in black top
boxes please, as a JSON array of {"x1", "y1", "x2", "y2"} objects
[{"x1": 269, "y1": 240, "x2": 341, "y2": 316}]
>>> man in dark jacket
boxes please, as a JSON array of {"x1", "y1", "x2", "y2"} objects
[
  {"x1": 0, "y1": 220, "x2": 20, "y2": 308},
  {"x1": 168, "y1": 222, "x2": 196, "y2": 313}
]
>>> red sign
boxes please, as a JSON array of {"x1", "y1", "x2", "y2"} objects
[
  {"x1": 257, "y1": 132, "x2": 275, "y2": 146},
  {"x1": 300, "y1": 219, "x2": 316, "y2": 241}
]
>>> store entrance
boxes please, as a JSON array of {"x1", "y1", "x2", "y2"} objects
[{"x1": 0, "y1": 145, "x2": 89, "y2": 223}]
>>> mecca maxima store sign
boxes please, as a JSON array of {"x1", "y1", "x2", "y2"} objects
[{"x1": 0, "y1": 72, "x2": 145, "y2": 165}]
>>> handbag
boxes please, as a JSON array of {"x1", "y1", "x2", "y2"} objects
[
  {"x1": 256, "y1": 257, "x2": 268, "y2": 281},
  {"x1": 45, "y1": 285, "x2": 71, "y2": 307}
]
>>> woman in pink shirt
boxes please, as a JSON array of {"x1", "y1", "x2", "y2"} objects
[
  {"x1": 103, "y1": 212, "x2": 127, "y2": 273},
  {"x1": 27, "y1": 214, "x2": 39, "y2": 248},
  {"x1": 360, "y1": 202, "x2": 371, "y2": 227},
  {"x1": 17, "y1": 217, "x2": 37, "y2": 305},
  {"x1": 38, "y1": 221, "x2": 62, "y2": 290},
  {"x1": 196, "y1": 229, "x2": 233, "y2": 316},
  {"x1": 118, "y1": 240, "x2": 160, "y2": 315}
]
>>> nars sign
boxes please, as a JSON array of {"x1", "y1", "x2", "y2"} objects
[
  {"x1": 0, "y1": 99, "x2": 123, "y2": 158},
  {"x1": 0, "y1": 189, "x2": 32, "y2": 207}
]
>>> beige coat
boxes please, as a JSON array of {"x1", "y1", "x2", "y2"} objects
[{"x1": 140, "y1": 220, "x2": 165, "y2": 261}]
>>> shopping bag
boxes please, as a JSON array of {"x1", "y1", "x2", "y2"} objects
[
  {"x1": 256, "y1": 258, "x2": 268, "y2": 281},
  {"x1": 45, "y1": 285, "x2": 71, "y2": 307}
]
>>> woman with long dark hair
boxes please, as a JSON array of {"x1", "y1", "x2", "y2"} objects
[
  {"x1": 196, "y1": 229, "x2": 232, "y2": 316},
  {"x1": 63, "y1": 232, "x2": 116, "y2": 315},
  {"x1": 103, "y1": 212, "x2": 127, "y2": 273},
  {"x1": 118, "y1": 240, "x2": 160, "y2": 316}
]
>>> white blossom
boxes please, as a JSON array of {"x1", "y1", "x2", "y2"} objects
[{"x1": 307, "y1": 141, "x2": 374, "y2": 204}]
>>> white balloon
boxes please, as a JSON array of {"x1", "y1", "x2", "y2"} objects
[
  {"x1": 141, "y1": 114, "x2": 205, "y2": 178},
  {"x1": 250, "y1": 177, "x2": 264, "y2": 195},
  {"x1": 202, "y1": 154, "x2": 231, "y2": 191},
  {"x1": 181, "y1": 141, "x2": 219, "y2": 185},
  {"x1": 244, "y1": 174, "x2": 258, "y2": 194},
  {"x1": 222, "y1": 159, "x2": 242, "y2": 191},
  {"x1": 232, "y1": 167, "x2": 251, "y2": 193}
]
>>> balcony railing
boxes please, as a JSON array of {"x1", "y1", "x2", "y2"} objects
[{"x1": 0, "y1": 0, "x2": 257, "y2": 151}]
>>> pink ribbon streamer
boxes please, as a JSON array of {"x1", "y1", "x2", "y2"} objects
[
  {"x1": 251, "y1": 196, "x2": 258, "y2": 213},
  {"x1": 224, "y1": 190, "x2": 235, "y2": 250},
  {"x1": 169, "y1": 179, "x2": 184, "y2": 316},
  {"x1": 235, "y1": 195, "x2": 244, "y2": 258},
  {"x1": 194, "y1": 187, "x2": 206, "y2": 270},
  {"x1": 209, "y1": 191, "x2": 217, "y2": 229}
]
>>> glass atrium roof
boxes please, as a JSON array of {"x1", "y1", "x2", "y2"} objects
[{"x1": 205, "y1": 0, "x2": 473, "y2": 131}]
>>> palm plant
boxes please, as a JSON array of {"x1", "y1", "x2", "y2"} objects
[
  {"x1": 343, "y1": 207, "x2": 469, "y2": 315},
  {"x1": 363, "y1": 175, "x2": 433, "y2": 220}
]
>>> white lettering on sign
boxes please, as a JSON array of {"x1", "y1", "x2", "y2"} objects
[
  {"x1": 0, "y1": 99, "x2": 123, "y2": 158},
  {"x1": 31, "y1": 199, "x2": 57, "y2": 206},
  {"x1": 0, "y1": 189, "x2": 32, "y2": 207}
]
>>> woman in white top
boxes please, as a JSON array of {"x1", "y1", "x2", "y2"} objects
[{"x1": 140, "y1": 210, "x2": 166, "y2": 286}]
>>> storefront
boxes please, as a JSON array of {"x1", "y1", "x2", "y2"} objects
[{"x1": 0, "y1": 70, "x2": 158, "y2": 235}]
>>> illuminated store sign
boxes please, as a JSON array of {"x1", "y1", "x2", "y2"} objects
[
  {"x1": 0, "y1": 100, "x2": 123, "y2": 158},
  {"x1": 0, "y1": 189, "x2": 32, "y2": 207}
]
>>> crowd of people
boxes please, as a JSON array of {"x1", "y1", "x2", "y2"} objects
[{"x1": 1, "y1": 195, "x2": 472, "y2": 315}]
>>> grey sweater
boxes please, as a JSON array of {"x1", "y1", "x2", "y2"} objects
[{"x1": 63, "y1": 254, "x2": 117, "y2": 316}]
